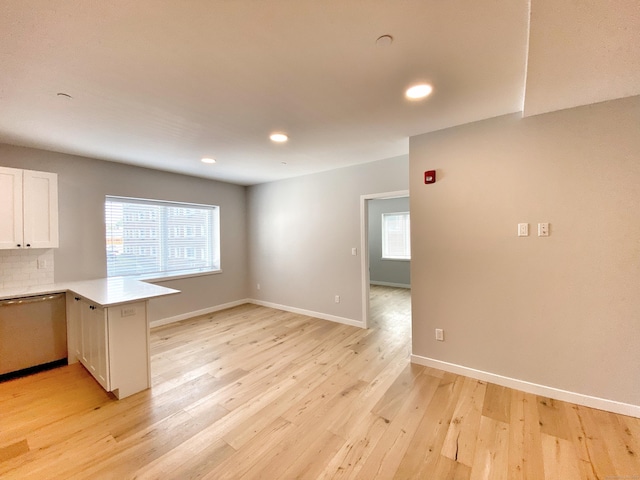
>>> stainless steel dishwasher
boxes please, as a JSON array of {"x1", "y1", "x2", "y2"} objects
[{"x1": 0, "y1": 293, "x2": 67, "y2": 377}]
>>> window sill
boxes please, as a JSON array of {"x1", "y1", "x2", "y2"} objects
[
  {"x1": 381, "y1": 257, "x2": 411, "y2": 262},
  {"x1": 120, "y1": 269, "x2": 223, "y2": 283}
]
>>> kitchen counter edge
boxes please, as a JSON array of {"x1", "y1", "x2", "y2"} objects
[{"x1": 0, "y1": 278, "x2": 180, "y2": 307}]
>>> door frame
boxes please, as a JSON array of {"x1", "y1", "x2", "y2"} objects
[{"x1": 360, "y1": 190, "x2": 410, "y2": 328}]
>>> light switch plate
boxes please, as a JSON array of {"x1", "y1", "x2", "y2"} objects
[{"x1": 518, "y1": 223, "x2": 529, "y2": 237}]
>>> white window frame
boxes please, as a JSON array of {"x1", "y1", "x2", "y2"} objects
[
  {"x1": 105, "y1": 196, "x2": 221, "y2": 281},
  {"x1": 381, "y1": 211, "x2": 411, "y2": 261}
]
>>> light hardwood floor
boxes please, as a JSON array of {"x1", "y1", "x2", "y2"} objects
[{"x1": 1, "y1": 285, "x2": 640, "y2": 479}]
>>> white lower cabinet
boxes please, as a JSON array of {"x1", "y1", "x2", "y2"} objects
[
  {"x1": 68, "y1": 295, "x2": 149, "y2": 399},
  {"x1": 84, "y1": 302, "x2": 110, "y2": 391},
  {"x1": 67, "y1": 294, "x2": 82, "y2": 361}
]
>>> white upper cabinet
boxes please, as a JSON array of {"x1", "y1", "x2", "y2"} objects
[
  {"x1": 22, "y1": 169, "x2": 59, "y2": 248},
  {"x1": 0, "y1": 167, "x2": 23, "y2": 249},
  {"x1": 0, "y1": 167, "x2": 59, "y2": 249}
]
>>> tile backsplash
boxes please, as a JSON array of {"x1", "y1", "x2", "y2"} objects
[{"x1": 0, "y1": 249, "x2": 54, "y2": 289}]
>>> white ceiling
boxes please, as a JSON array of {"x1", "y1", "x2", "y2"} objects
[
  {"x1": 524, "y1": 0, "x2": 640, "y2": 117},
  {"x1": 0, "y1": 1, "x2": 638, "y2": 186}
]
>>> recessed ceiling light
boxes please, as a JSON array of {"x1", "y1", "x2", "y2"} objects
[
  {"x1": 201, "y1": 157, "x2": 216, "y2": 164},
  {"x1": 405, "y1": 84, "x2": 433, "y2": 100},
  {"x1": 270, "y1": 133, "x2": 288, "y2": 143}
]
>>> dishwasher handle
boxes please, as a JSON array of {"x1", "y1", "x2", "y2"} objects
[{"x1": 0, "y1": 293, "x2": 65, "y2": 307}]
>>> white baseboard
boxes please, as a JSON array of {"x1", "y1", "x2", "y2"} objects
[
  {"x1": 411, "y1": 354, "x2": 640, "y2": 419},
  {"x1": 370, "y1": 281, "x2": 411, "y2": 289},
  {"x1": 249, "y1": 299, "x2": 364, "y2": 328},
  {"x1": 150, "y1": 299, "x2": 250, "y2": 328},
  {"x1": 151, "y1": 298, "x2": 364, "y2": 330}
]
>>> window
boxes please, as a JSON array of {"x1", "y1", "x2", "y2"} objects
[
  {"x1": 382, "y1": 212, "x2": 411, "y2": 260},
  {"x1": 105, "y1": 196, "x2": 220, "y2": 279}
]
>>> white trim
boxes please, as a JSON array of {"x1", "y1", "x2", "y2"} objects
[
  {"x1": 143, "y1": 269, "x2": 222, "y2": 283},
  {"x1": 361, "y1": 191, "x2": 411, "y2": 200},
  {"x1": 151, "y1": 297, "x2": 365, "y2": 329},
  {"x1": 150, "y1": 298, "x2": 249, "y2": 328},
  {"x1": 521, "y1": 0, "x2": 532, "y2": 115},
  {"x1": 411, "y1": 354, "x2": 640, "y2": 419},
  {"x1": 360, "y1": 197, "x2": 370, "y2": 328},
  {"x1": 360, "y1": 190, "x2": 410, "y2": 329},
  {"x1": 249, "y1": 299, "x2": 364, "y2": 328},
  {"x1": 370, "y1": 281, "x2": 411, "y2": 289}
]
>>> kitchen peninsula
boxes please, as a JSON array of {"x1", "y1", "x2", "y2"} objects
[{"x1": 0, "y1": 277, "x2": 179, "y2": 399}]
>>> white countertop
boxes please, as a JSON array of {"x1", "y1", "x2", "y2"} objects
[{"x1": 0, "y1": 277, "x2": 179, "y2": 306}]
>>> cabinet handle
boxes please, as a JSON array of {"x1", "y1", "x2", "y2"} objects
[
  {"x1": 16, "y1": 244, "x2": 21, "y2": 247},
  {"x1": 74, "y1": 297, "x2": 80, "y2": 301},
  {"x1": 26, "y1": 244, "x2": 31, "y2": 247}
]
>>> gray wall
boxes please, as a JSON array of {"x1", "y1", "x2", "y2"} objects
[
  {"x1": 247, "y1": 155, "x2": 409, "y2": 323},
  {"x1": 0, "y1": 144, "x2": 248, "y2": 322},
  {"x1": 368, "y1": 197, "x2": 410, "y2": 287},
  {"x1": 409, "y1": 95, "x2": 640, "y2": 406}
]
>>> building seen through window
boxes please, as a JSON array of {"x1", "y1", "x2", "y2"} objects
[{"x1": 105, "y1": 196, "x2": 220, "y2": 279}]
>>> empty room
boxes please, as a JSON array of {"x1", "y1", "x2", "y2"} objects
[{"x1": 1, "y1": 0, "x2": 639, "y2": 479}]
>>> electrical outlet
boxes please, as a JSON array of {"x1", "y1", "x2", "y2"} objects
[
  {"x1": 121, "y1": 307, "x2": 137, "y2": 317},
  {"x1": 435, "y1": 328, "x2": 444, "y2": 341},
  {"x1": 257, "y1": 283, "x2": 261, "y2": 290},
  {"x1": 351, "y1": 247, "x2": 357, "y2": 256},
  {"x1": 538, "y1": 222, "x2": 549, "y2": 237},
  {"x1": 335, "y1": 295, "x2": 340, "y2": 303},
  {"x1": 37, "y1": 259, "x2": 48, "y2": 269}
]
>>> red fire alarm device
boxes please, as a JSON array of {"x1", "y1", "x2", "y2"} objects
[{"x1": 424, "y1": 170, "x2": 436, "y2": 184}]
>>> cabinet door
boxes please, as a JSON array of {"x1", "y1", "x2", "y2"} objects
[
  {"x1": 66, "y1": 294, "x2": 82, "y2": 363},
  {"x1": 80, "y1": 301, "x2": 91, "y2": 367},
  {"x1": 88, "y1": 304, "x2": 110, "y2": 391},
  {"x1": 0, "y1": 167, "x2": 24, "y2": 249},
  {"x1": 22, "y1": 170, "x2": 58, "y2": 248},
  {"x1": 79, "y1": 301, "x2": 110, "y2": 391}
]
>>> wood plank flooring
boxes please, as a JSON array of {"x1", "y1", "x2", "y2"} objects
[{"x1": 1, "y1": 285, "x2": 640, "y2": 479}]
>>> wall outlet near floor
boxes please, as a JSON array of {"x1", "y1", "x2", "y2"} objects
[
  {"x1": 435, "y1": 328, "x2": 444, "y2": 341},
  {"x1": 335, "y1": 295, "x2": 340, "y2": 303}
]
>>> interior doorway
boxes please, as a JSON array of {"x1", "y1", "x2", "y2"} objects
[{"x1": 360, "y1": 190, "x2": 411, "y2": 329}]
